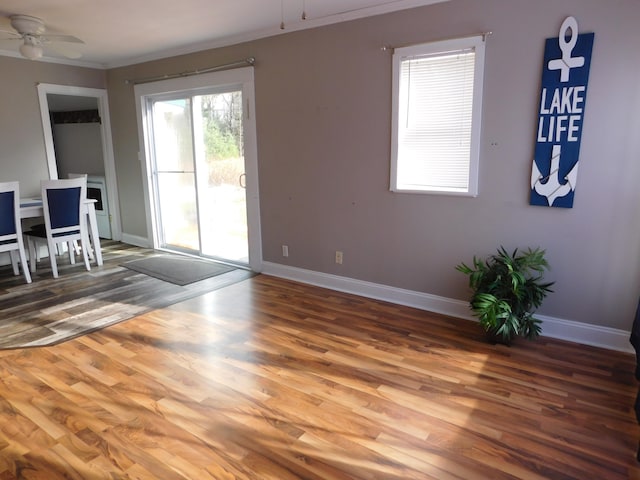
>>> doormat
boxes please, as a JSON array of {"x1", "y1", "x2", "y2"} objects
[
  {"x1": 0, "y1": 241, "x2": 255, "y2": 349},
  {"x1": 122, "y1": 254, "x2": 236, "y2": 286}
]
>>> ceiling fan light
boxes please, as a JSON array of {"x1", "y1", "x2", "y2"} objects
[{"x1": 20, "y1": 42, "x2": 43, "y2": 60}]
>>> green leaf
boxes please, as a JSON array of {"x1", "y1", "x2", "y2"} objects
[{"x1": 456, "y1": 246, "x2": 554, "y2": 342}]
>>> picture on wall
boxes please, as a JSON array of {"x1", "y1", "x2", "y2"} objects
[{"x1": 530, "y1": 16, "x2": 594, "y2": 208}]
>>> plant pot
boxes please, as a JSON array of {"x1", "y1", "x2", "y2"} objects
[
  {"x1": 484, "y1": 328, "x2": 512, "y2": 346},
  {"x1": 457, "y1": 247, "x2": 554, "y2": 346}
]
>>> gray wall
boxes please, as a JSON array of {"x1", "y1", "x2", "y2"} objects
[
  {"x1": 0, "y1": 56, "x2": 106, "y2": 196},
  {"x1": 106, "y1": 0, "x2": 640, "y2": 331}
]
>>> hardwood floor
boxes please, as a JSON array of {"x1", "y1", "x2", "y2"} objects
[
  {"x1": 0, "y1": 272, "x2": 638, "y2": 478},
  {"x1": 0, "y1": 241, "x2": 252, "y2": 348}
]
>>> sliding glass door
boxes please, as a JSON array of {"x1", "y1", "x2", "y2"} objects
[
  {"x1": 151, "y1": 97, "x2": 199, "y2": 252},
  {"x1": 136, "y1": 68, "x2": 261, "y2": 270}
]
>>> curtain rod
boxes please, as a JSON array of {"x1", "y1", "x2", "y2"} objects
[
  {"x1": 381, "y1": 31, "x2": 492, "y2": 52},
  {"x1": 124, "y1": 57, "x2": 256, "y2": 85}
]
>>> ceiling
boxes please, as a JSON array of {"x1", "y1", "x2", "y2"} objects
[{"x1": 0, "y1": 0, "x2": 446, "y2": 69}]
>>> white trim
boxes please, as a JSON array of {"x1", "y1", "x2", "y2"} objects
[
  {"x1": 535, "y1": 314, "x2": 633, "y2": 353},
  {"x1": 390, "y1": 35, "x2": 485, "y2": 197},
  {"x1": 0, "y1": 1, "x2": 450, "y2": 69},
  {"x1": 36, "y1": 83, "x2": 122, "y2": 241},
  {"x1": 263, "y1": 261, "x2": 472, "y2": 318},
  {"x1": 262, "y1": 262, "x2": 633, "y2": 353},
  {"x1": 120, "y1": 233, "x2": 151, "y2": 248},
  {"x1": 105, "y1": 0, "x2": 449, "y2": 69},
  {"x1": 133, "y1": 67, "x2": 262, "y2": 272}
]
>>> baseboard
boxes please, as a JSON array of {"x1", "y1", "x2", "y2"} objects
[
  {"x1": 262, "y1": 262, "x2": 634, "y2": 354},
  {"x1": 0, "y1": 252, "x2": 11, "y2": 267},
  {"x1": 120, "y1": 233, "x2": 151, "y2": 248},
  {"x1": 535, "y1": 314, "x2": 633, "y2": 353}
]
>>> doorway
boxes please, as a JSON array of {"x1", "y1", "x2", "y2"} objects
[
  {"x1": 150, "y1": 89, "x2": 248, "y2": 263},
  {"x1": 135, "y1": 68, "x2": 262, "y2": 271}
]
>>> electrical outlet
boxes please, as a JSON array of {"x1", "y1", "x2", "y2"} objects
[
  {"x1": 335, "y1": 251, "x2": 343, "y2": 264},
  {"x1": 282, "y1": 245, "x2": 289, "y2": 257}
]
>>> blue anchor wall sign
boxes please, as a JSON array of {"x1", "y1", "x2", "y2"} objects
[{"x1": 530, "y1": 16, "x2": 594, "y2": 208}]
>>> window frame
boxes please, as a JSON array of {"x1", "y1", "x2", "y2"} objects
[{"x1": 390, "y1": 35, "x2": 486, "y2": 197}]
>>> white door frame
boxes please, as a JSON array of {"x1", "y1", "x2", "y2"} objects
[
  {"x1": 36, "y1": 83, "x2": 122, "y2": 241},
  {"x1": 134, "y1": 67, "x2": 263, "y2": 272}
]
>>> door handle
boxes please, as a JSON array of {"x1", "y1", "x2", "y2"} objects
[{"x1": 239, "y1": 173, "x2": 246, "y2": 189}]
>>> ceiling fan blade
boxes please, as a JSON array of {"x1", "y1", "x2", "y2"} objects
[
  {"x1": 45, "y1": 42, "x2": 83, "y2": 59},
  {"x1": 0, "y1": 29, "x2": 20, "y2": 38},
  {"x1": 42, "y1": 34, "x2": 84, "y2": 44}
]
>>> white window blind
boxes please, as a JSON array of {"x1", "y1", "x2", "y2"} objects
[{"x1": 390, "y1": 36, "x2": 485, "y2": 196}]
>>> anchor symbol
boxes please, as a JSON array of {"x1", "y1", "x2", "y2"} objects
[
  {"x1": 531, "y1": 144, "x2": 579, "y2": 206},
  {"x1": 548, "y1": 16, "x2": 585, "y2": 83}
]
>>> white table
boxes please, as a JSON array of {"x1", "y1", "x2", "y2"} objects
[{"x1": 20, "y1": 197, "x2": 103, "y2": 266}]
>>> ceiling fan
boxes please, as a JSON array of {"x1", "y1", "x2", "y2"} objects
[{"x1": 0, "y1": 14, "x2": 84, "y2": 60}]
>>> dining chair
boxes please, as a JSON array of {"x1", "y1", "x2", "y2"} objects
[
  {"x1": 25, "y1": 178, "x2": 91, "y2": 278},
  {"x1": 27, "y1": 173, "x2": 92, "y2": 260},
  {"x1": 0, "y1": 181, "x2": 32, "y2": 284},
  {"x1": 67, "y1": 173, "x2": 89, "y2": 257}
]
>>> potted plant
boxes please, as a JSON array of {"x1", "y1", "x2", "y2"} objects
[{"x1": 456, "y1": 247, "x2": 554, "y2": 344}]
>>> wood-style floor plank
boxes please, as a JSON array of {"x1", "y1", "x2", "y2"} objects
[
  {"x1": 0, "y1": 272, "x2": 638, "y2": 478},
  {"x1": 0, "y1": 241, "x2": 252, "y2": 348}
]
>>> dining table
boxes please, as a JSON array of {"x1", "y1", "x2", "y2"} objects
[{"x1": 20, "y1": 197, "x2": 103, "y2": 266}]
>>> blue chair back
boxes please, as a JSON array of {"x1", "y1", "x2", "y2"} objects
[
  {"x1": 0, "y1": 181, "x2": 31, "y2": 283},
  {"x1": 46, "y1": 186, "x2": 82, "y2": 229},
  {"x1": 0, "y1": 191, "x2": 16, "y2": 237}
]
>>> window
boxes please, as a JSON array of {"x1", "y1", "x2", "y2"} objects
[{"x1": 390, "y1": 36, "x2": 486, "y2": 196}]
